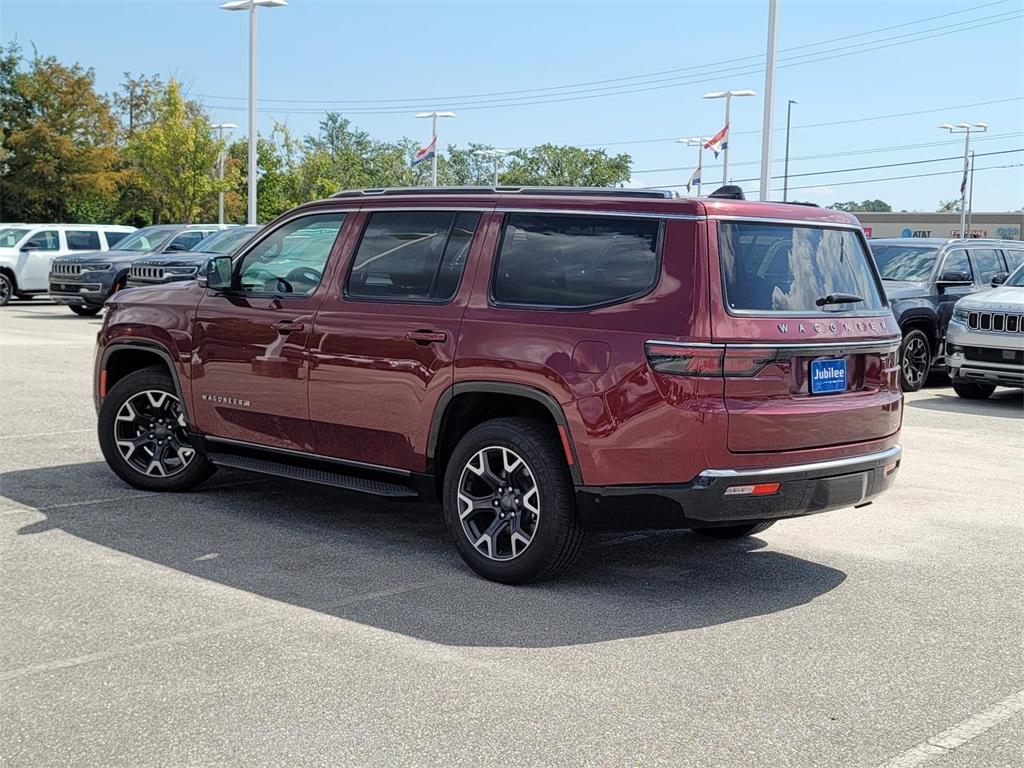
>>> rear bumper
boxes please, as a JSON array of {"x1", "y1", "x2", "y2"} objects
[{"x1": 575, "y1": 445, "x2": 901, "y2": 531}]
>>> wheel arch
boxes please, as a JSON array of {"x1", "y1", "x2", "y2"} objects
[
  {"x1": 427, "y1": 382, "x2": 582, "y2": 488},
  {"x1": 99, "y1": 342, "x2": 191, "y2": 423},
  {"x1": 896, "y1": 308, "x2": 938, "y2": 352}
]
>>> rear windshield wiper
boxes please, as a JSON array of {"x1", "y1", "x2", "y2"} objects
[{"x1": 815, "y1": 293, "x2": 864, "y2": 306}]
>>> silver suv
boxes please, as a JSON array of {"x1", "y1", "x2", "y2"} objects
[{"x1": 946, "y1": 262, "x2": 1024, "y2": 398}]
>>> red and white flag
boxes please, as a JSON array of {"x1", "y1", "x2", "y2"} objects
[{"x1": 704, "y1": 123, "x2": 729, "y2": 158}]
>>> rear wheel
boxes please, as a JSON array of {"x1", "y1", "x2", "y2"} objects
[
  {"x1": 69, "y1": 305, "x2": 102, "y2": 316},
  {"x1": 98, "y1": 367, "x2": 215, "y2": 491},
  {"x1": 0, "y1": 274, "x2": 13, "y2": 306},
  {"x1": 693, "y1": 521, "x2": 776, "y2": 539},
  {"x1": 952, "y1": 381, "x2": 996, "y2": 400},
  {"x1": 442, "y1": 418, "x2": 583, "y2": 584},
  {"x1": 899, "y1": 329, "x2": 931, "y2": 392}
]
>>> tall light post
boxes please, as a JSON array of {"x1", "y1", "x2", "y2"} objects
[
  {"x1": 676, "y1": 137, "x2": 707, "y2": 196},
  {"x1": 211, "y1": 122, "x2": 238, "y2": 224},
  {"x1": 220, "y1": 0, "x2": 287, "y2": 225},
  {"x1": 703, "y1": 89, "x2": 756, "y2": 185},
  {"x1": 940, "y1": 121, "x2": 988, "y2": 236},
  {"x1": 758, "y1": 0, "x2": 779, "y2": 201},
  {"x1": 415, "y1": 111, "x2": 456, "y2": 186},
  {"x1": 473, "y1": 148, "x2": 511, "y2": 186},
  {"x1": 782, "y1": 100, "x2": 797, "y2": 202}
]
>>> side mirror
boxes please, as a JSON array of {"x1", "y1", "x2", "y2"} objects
[
  {"x1": 938, "y1": 271, "x2": 972, "y2": 285},
  {"x1": 991, "y1": 272, "x2": 1009, "y2": 287},
  {"x1": 165, "y1": 241, "x2": 188, "y2": 252},
  {"x1": 204, "y1": 256, "x2": 234, "y2": 292}
]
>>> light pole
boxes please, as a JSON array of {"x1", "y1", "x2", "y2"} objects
[
  {"x1": 211, "y1": 122, "x2": 238, "y2": 225},
  {"x1": 940, "y1": 122, "x2": 988, "y2": 236},
  {"x1": 758, "y1": 0, "x2": 779, "y2": 201},
  {"x1": 703, "y1": 89, "x2": 756, "y2": 185},
  {"x1": 220, "y1": 0, "x2": 287, "y2": 225},
  {"x1": 676, "y1": 137, "x2": 707, "y2": 196},
  {"x1": 415, "y1": 111, "x2": 456, "y2": 186},
  {"x1": 473, "y1": 148, "x2": 511, "y2": 186},
  {"x1": 783, "y1": 100, "x2": 797, "y2": 202},
  {"x1": 967, "y1": 149, "x2": 976, "y2": 237}
]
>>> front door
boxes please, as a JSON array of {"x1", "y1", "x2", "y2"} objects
[
  {"x1": 191, "y1": 212, "x2": 350, "y2": 452},
  {"x1": 935, "y1": 248, "x2": 977, "y2": 349},
  {"x1": 308, "y1": 208, "x2": 486, "y2": 471},
  {"x1": 19, "y1": 229, "x2": 62, "y2": 291}
]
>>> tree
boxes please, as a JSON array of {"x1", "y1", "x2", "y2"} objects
[
  {"x1": 828, "y1": 199, "x2": 892, "y2": 212},
  {"x1": 501, "y1": 144, "x2": 632, "y2": 187},
  {"x1": 126, "y1": 80, "x2": 224, "y2": 223},
  {"x1": 937, "y1": 199, "x2": 962, "y2": 213},
  {"x1": 0, "y1": 43, "x2": 122, "y2": 222},
  {"x1": 112, "y1": 72, "x2": 164, "y2": 137}
]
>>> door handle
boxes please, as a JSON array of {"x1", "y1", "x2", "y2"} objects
[
  {"x1": 406, "y1": 329, "x2": 447, "y2": 344},
  {"x1": 272, "y1": 320, "x2": 304, "y2": 333}
]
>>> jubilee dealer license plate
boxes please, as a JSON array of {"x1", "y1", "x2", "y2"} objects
[{"x1": 810, "y1": 358, "x2": 847, "y2": 395}]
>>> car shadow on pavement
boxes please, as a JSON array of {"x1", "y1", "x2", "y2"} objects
[
  {"x1": 5, "y1": 461, "x2": 847, "y2": 649},
  {"x1": 906, "y1": 388, "x2": 1023, "y2": 419}
]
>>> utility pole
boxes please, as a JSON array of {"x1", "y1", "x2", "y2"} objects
[
  {"x1": 940, "y1": 122, "x2": 987, "y2": 237},
  {"x1": 966, "y1": 150, "x2": 976, "y2": 237},
  {"x1": 783, "y1": 99, "x2": 797, "y2": 202},
  {"x1": 759, "y1": 0, "x2": 779, "y2": 201},
  {"x1": 211, "y1": 123, "x2": 238, "y2": 225}
]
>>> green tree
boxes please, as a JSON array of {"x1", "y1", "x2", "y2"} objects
[
  {"x1": 937, "y1": 199, "x2": 962, "y2": 213},
  {"x1": 112, "y1": 72, "x2": 164, "y2": 137},
  {"x1": 500, "y1": 144, "x2": 632, "y2": 187},
  {"x1": 0, "y1": 43, "x2": 122, "y2": 222},
  {"x1": 126, "y1": 80, "x2": 224, "y2": 223},
  {"x1": 828, "y1": 199, "x2": 893, "y2": 212}
]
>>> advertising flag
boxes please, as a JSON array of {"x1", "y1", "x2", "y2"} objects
[
  {"x1": 704, "y1": 124, "x2": 729, "y2": 159},
  {"x1": 412, "y1": 136, "x2": 437, "y2": 167}
]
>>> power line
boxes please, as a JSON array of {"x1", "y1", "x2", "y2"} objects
[{"x1": 780, "y1": 162, "x2": 1023, "y2": 193}]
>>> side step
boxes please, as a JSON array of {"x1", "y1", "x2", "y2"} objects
[{"x1": 209, "y1": 452, "x2": 419, "y2": 498}]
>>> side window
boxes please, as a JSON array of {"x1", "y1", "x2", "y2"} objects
[
  {"x1": 941, "y1": 249, "x2": 973, "y2": 279},
  {"x1": 971, "y1": 249, "x2": 1004, "y2": 284},
  {"x1": 237, "y1": 213, "x2": 345, "y2": 296},
  {"x1": 1004, "y1": 250, "x2": 1024, "y2": 270},
  {"x1": 346, "y1": 211, "x2": 481, "y2": 302},
  {"x1": 104, "y1": 231, "x2": 130, "y2": 248},
  {"x1": 492, "y1": 213, "x2": 660, "y2": 308},
  {"x1": 23, "y1": 230, "x2": 60, "y2": 251},
  {"x1": 166, "y1": 231, "x2": 207, "y2": 252},
  {"x1": 66, "y1": 230, "x2": 101, "y2": 250}
]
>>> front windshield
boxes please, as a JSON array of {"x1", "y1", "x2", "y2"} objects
[
  {"x1": 0, "y1": 227, "x2": 30, "y2": 248},
  {"x1": 113, "y1": 227, "x2": 178, "y2": 252},
  {"x1": 1006, "y1": 263, "x2": 1024, "y2": 287},
  {"x1": 196, "y1": 227, "x2": 260, "y2": 254},
  {"x1": 868, "y1": 243, "x2": 940, "y2": 281}
]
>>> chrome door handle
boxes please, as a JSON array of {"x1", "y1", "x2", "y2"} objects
[
  {"x1": 272, "y1": 320, "x2": 304, "y2": 333},
  {"x1": 406, "y1": 330, "x2": 447, "y2": 344}
]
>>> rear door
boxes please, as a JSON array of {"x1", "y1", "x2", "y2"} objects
[{"x1": 710, "y1": 218, "x2": 902, "y2": 453}]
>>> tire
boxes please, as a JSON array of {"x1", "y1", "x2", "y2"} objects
[
  {"x1": 899, "y1": 329, "x2": 931, "y2": 392},
  {"x1": 692, "y1": 521, "x2": 776, "y2": 539},
  {"x1": 98, "y1": 367, "x2": 215, "y2": 492},
  {"x1": 952, "y1": 381, "x2": 996, "y2": 400},
  {"x1": 442, "y1": 417, "x2": 584, "y2": 584},
  {"x1": 70, "y1": 305, "x2": 102, "y2": 316},
  {"x1": 16, "y1": 293, "x2": 35, "y2": 301},
  {"x1": 0, "y1": 273, "x2": 13, "y2": 306}
]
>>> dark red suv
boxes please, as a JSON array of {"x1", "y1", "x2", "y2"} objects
[{"x1": 94, "y1": 187, "x2": 903, "y2": 583}]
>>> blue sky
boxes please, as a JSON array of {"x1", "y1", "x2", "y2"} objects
[{"x1": 3, "y1": 0, "x2": 1022, "y2": 210}]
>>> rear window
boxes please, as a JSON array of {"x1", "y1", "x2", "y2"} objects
[
  {"x1": 719, "y1": 221, "x2": 885, "y2": 314},
  {"x1": 493, "y1": 214, "x2": 660, "y2": 308},
  {"x1": 67, "y1": 230, "x2": 101, "y2": 250}
]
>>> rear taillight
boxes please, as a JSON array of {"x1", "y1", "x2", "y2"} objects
[{"x1": 645, "y1": 343, "x2": 780, "y2": 378}]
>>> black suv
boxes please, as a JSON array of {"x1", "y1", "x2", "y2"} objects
[
  {"x1": 49, "y1": 224, "x2": 225, "y2": 315},
  {"x1": 868, "y1": 238, "x2": 1024, "y2": 391},
  {"x1": 127, "y1": 226, "x2": 261, "y2": 288}
]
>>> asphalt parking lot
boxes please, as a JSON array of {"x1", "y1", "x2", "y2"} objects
[{"x1": 1, "y1": 301, "x2": 1022, "y2": 768}]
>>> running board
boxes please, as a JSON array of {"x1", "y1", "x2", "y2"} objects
[{"x1": 208, "y1": 452, "x2": 419, "y2": 498}]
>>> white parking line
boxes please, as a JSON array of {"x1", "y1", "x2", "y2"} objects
[{"x1": 877, "y1": 689, "x2": 1024, "y2": 767}]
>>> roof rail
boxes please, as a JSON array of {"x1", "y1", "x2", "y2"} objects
[{"x1": 329, "y1": 186, "x2": 675, "y2": 200}]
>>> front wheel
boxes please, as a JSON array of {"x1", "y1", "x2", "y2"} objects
[
  {"x1": 442, "y1": 418, "x2": 584, "y2": 584},
  {"x1": 70, "y1": 304, "x2": 102, "y2": 316},
  {"x1": 952, "y1": 381, "x2": 996, "y2": 400},
  {"x1": 692, "y1": 521, "x2": 776, "y2": 539},
  {"x1": 98, "y1": 367, "x2": 215, "y2": 491},
  {"x1": 899, "y1": 329, "x2": 931, "y2": 392}
]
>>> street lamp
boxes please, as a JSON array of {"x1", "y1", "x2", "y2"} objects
[
  {"x1": 939, "y1": 121, "x2": 988, "y2": 237},
  {"x1": 783, "y1": 100, "x2": 797, "y2": 202},
  {"x1": 211, "y1": 122, "x2": 238, "y2": 225},
  {"x1": 414, "y1": 111, "x2": 456, "y2": 186},
  {"x1": 703, "y1": 89, "x2": 756, "y2": 186},
  {"x1": 473, "y1": 148, "x2": 511, "y2": 186},
  {"x1": 219, "y1": 0, "x2": 288, "y2": 225},
  {"x1": 676, "y1": 137, "x2": 707, "y2": 196}
]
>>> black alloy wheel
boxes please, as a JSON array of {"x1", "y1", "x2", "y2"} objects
[
  {"x1": 899, "y1": 329, "x2": 931, "y2": 392},
  {"x1": 0, "y1": 274, "x2": 12, "y2": 306}
]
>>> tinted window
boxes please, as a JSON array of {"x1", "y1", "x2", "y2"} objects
[
  {"x1": 941, "y1": 249, "x2": 972, "y2": 278},
  {"x1": 868, "y1": 243, "x2": 940, "y2": 281},
  {"x1": 195, "y1": 227, "x2": 260, "y2": 254},
  {"x1": 23, "y1": 230, "x2": 60, "y2": 251},
  {"x1": 720, "y1": 222, "x2": 885, "y2": 313},
  {"x1": 971, "y1": 249, "x2": 1004, "y2": 283},
  {"x1": 166, "y1": 231, "x2": 208, "y2": 252},
  {"x1": 238, "y1": 213, "x2": 344, "y2": 296},
  {"x1": 347, "y1": 211, "x2": 480, "y2": 302},
  {"x1": 1004, "y1": 250, "x2": 1024, "y2": 270},
  {"x1": 66, "y1": 230, "x2": 101, "y2": 250},
  {"x1": 114, "y1": 227, "x2": 178, "y2": 252},
  {"x1": 493, "y1": 214, "x2": 659, "y2": 308},
  {"x1": 104, "y1": 231, "x2": 130, "y2": 247},
  {"x1": 0, "y1": 227, "x2": 30, "y2": 247}
]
